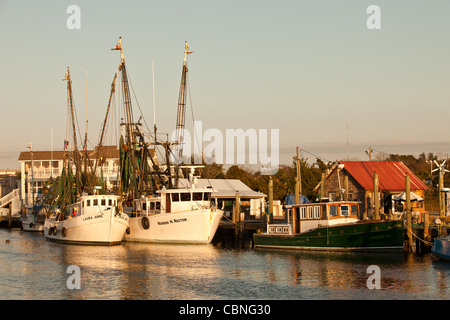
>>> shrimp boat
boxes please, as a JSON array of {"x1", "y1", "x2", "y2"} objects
[
  {"x1": 44, "y1": 193, "x2": 129, "y2": 245},
  {"x1": 112, "y1": 38, "x2": 223, "y2": 244},
  {"x1": 253, "y1": 201, "x2": 404, "y2": 251},
  {"x1": 122, "y1": 176, "x2": 222, "y2": 244},
  {"x1": 44, "y1": 68, "x2": 129, "y2": 245}
]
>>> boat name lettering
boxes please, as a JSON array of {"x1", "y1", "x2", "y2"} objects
[
  {"x1": 157, "y1": 218, "x2": 188, "y2": 225},
  {"x1": 82, "y1": 214, "x2": 103, "y2": 221}
]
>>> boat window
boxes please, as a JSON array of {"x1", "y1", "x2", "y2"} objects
[
  {"x1": 330, "y1": 205, "x2": 338, "y2": 217},
  {"x1": 86, "y1": 200, "x2": 90, "y2": 207},
  {"x1": 314, "y1": 206, "x2": 321, "y2": 219},
  {"x1": 109, "y1": 199, "x2": 112, "y2": 206},
  {"x1": 341, "y1": 205, "x2": 349, "y2": 216},
  {"x1": 82, "y1": 201, "x2": 84, "y2": 208},
  {"x1": 101, "y1": 199, "x2": 106, "y2": 206},
  {"x1": 193, "y1": 192, "x2": 203, "y2": 201},
  {"x1": 351, "y1": 205, "x2": 358, "y2": 215},
  {"x1": 156, "y1": 202, "x2": 161, "y2": 210},
  {"x1": 150, "y1": 202, "x2": 155, "y2": 210},
  {"x1": 93, "y1": 199, "x2": 98, "y2": 206},
  {"x1": 171, "y1": 193, "x2": 180, "y2": 202},
  {"x1": 307, "y1": 207, "x2": 313, "y2": 219},
  {"x1": 300, "y1": 207, "x2": 307, "y2": 219},
  {"x1": 204, "y1": 192, "x2": 211, "y2": 201},
  {"x1": 180, "y1": 192, "x2": 191, "y2": 201}
]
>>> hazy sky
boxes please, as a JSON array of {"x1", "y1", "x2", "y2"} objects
[{"x1": 1, "y1": 0, "x2": 450, "y2": 170}]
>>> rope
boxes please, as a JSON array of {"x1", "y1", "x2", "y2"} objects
[{"x1": 404, "y1": 222, "x2": 434, "y2": 245}]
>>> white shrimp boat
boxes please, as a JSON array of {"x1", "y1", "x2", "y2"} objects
[
  {"x1": 44, "y1": 194, "x2": 129, "y2": 245},
  {"x1": 112, "y1": 38, "x2": 223, "y2": 244},
  {"x1": 123, "y1": 184, "x2": 223, "y2": 244}
]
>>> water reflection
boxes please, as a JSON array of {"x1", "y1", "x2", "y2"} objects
[{"x1": 1, "y1": 230, "x2": 449, "y2": 300}]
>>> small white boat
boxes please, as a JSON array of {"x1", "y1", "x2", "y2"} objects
[
  {"x1": 123, "y1": 187, "x2": 223, "y2": 244},
  {"x1": 21, "y1": 206, "x2": 45, "y2": 232},
  {"x1": 44, "y1": 194, "x2": 129, "y2": 245}
]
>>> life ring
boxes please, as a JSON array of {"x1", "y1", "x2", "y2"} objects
[
  {"x1": 62, "y1": 227, "x2": 67, "y2": 237},
  {"x1": 126, "y1": 227, "x2": 130, "y2": 235},
  {"x1": 53, "y1": 227, "x2": 57, "y2": 235},
  {"x1": 29, "y1": 223, "x2": 34, "y2": 228},
  {"x1": 141, "y1": 216, "x2": 150, "y2": 230},
  {"x1": 48, "y1": 227, "x2": 54, "y2": 236}
]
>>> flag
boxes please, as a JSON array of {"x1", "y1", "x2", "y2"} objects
[{"x1": 64, "y1": 140, "x2": 69, "y2": 150}]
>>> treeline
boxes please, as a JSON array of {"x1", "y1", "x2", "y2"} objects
[{"x1": 197, "y1": 152, "x2": 448, "y2": 209}]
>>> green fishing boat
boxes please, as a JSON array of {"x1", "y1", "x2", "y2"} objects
[{"x1": 253, "y1": 201, "x2": 404, "y2": 251}]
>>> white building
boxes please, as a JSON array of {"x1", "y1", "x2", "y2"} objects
[{"x1": 17, "y1": 146, "x2": 139, "y2": 206}]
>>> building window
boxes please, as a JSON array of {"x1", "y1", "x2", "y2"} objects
[{"x1": 329, "y1": 193, "x2": 336, "y2": 201}]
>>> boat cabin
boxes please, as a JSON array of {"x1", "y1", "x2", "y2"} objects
[
  {"x1": 68, "y1": 194, "x2": 120, "y2": 218},
  {"x1": 131, "y1": 187, "x2": 215, "y2": 216},
  {"x1": 267, "y1": 201, "x2": 360, "y2": 235}
]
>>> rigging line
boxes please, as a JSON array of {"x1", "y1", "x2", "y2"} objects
[
  {"x1": 187, "y1": 68, "x2": 202, "y2": 160},
  {"x1": 299, "y1": 148, "x2": 332, "y2": 163},
  {"x1": 126, "y1": 69, "x2": 152, "y2": 135}
]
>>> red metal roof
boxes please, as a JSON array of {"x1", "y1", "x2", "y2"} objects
[{"x1": 340, "y1": 161, "x2": 428, "y2": 191}]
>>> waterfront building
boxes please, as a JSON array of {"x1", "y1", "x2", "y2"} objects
[{"x1": 313, "y1": 161, "x2": 428, "y2": 219}]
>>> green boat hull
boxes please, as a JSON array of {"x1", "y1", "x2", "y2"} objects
[{"x1": 253, "y1": 220, "x2": 404, "y2": 252}]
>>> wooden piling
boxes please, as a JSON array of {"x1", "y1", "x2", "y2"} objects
[
  {"x1": 424, "y1": 212, "x2": 430, "y2": 242},
  {"x1": 269, "y1": 176, "x2": 273, "y2": 224},
  {"x1": 320, "y1": 172, "x2": 326, "y2": 200},
  {"x1": 405, "y1": 174, "x2": 413, "y2": 252},
  {"x1": 234, "y1": 192, "x2": 240, "y2": 237},
  {"x1": 344, "y1": 175, "x2": 349, "y2": 201},
  {"x1": 295, "y1": 177, "x2": 299, "y2": 204},
  {"x1": 373, "y1": 172, "x2": 379, "y2": 220}
]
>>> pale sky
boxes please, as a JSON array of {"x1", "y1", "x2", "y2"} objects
[{"x1": 1, "y1": 0, "x2": 450, "y2": 170}]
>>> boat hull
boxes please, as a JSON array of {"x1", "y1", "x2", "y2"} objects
[
  {"x1": 22, "y1": 214, "x2": 45, "y2": 232},
  {"x1": 123, "y1": 209, "x2": 223, "y2": 244},
  {"x1": 431, "y1": 238, "x2": 450, "y2": 261},
  {"x1": 253, "y1": 220, "x2": 404, "y2": 252},
  {"x1": 44, "y1": 208, "x2": 129, "y2": 245}
]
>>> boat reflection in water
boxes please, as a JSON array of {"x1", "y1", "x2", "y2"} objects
[{"x1": 1, "y1": 229, "x2": 448, "y2": 300}]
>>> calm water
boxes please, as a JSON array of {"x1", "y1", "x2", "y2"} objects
[{"x1": 0, "y1": 229, "x2": 449, "y2": 300}]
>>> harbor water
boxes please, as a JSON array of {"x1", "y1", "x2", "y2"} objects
[{"x1": 1, "y1": 229, "x2": 449, "y2": 301}]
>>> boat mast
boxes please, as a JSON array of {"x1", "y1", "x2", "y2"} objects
[
  {"x1": 175, "y1": 41, "x2": 192, "y2": 158},
  {"x1": 63, "y1": 67, "x2": 81, "y2": 195},
  {"x1": 94, "y1": 73, "x2": 117, "y2": 175}
]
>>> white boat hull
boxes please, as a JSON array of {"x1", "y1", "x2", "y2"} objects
[
  {"x1": 123, "y1": 209, "x2": 223, "y2": 244},
  {"x1": 22, "y1": 219, "x2": 44, "y2": 232},
  {"x1": 44, "y1": 207, "x2": 129, "y2": 245}
]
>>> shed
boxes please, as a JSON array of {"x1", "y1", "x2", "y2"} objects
[{"x1": 313, "y1": 161, "x2": 428, "y2": 218}]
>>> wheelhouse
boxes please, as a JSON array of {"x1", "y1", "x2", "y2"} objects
[
  {"x1": 267, "y1": 201, "x2": 360, "y2": 235},
  {"x1": 130, "y1": 187, "x2": 215, "y2": 216}
]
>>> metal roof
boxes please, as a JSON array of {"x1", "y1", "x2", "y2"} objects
[
  {"x1": 178, "y1": 178, "x2": 266, "y2": 198},
  {"x1": 339, "y1": 161, "x2": 428, "y2": 191}
]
